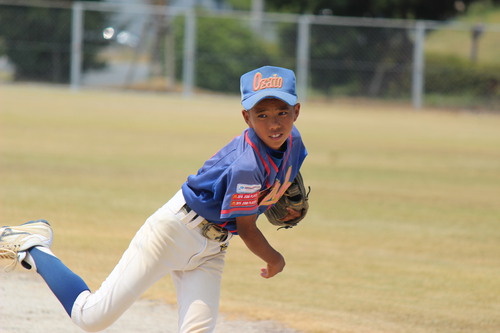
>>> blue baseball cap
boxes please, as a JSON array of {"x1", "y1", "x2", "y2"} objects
[{"x1": 240, "y1": 66, "x2": 297, "y2": 110}]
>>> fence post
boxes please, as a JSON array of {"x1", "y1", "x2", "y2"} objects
[
  {"x1": 70, "y1": 2, "x2": 84, "y2": 91},
  {"x1": 251, "y1": 0, "x2": 264, "y2": 33},
  {"x1": 412, "y1": 21, "x2": 425, "y2": 110},
  {"x1": 182, "y1": 9, "x2": 196, "y2": 98},
  {"x1": 296, "y1": 15, "x2": 310, "y2": 103}
]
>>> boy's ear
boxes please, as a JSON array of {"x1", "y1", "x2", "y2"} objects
[
  {"x1": 293, "y1": 103, "x2": 301, "y2": 121},
  {"x1": 242, "y1": 109, "x2": 251, "y2": 126}
]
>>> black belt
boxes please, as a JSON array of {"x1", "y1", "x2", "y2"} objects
[
  {"x1": 182, "y1": 203, "x2": 197, "y2": 219},
  {"x1": 182, "y1": 203, "x2": 192, "y2": 212},
  {"x1": 182, "y1": 203, "x2": 229, "y2": 243}
]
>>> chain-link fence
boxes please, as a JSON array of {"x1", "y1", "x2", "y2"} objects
[{"x1": 1, "y1": 1, "x2": 499, "y2": 110}]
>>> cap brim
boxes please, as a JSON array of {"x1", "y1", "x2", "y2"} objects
[{"x1": 242, "y1": 90, "x2": 297, "y2": 110}]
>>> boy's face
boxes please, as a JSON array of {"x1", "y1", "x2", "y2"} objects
[{"x1": 242, "y1": 98, "x2": 300, "y2": 150}]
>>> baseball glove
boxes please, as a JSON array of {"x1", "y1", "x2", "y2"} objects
[{"x1": 264, "y1": 172, "x2": 310, "y2": 229}]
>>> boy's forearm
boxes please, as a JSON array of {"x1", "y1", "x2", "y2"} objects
[
  {"x1": 236, "y1": 215, "x2": 282, "y2": 264},
  {"x1": 240, "y1": 226, "x2": 282, "y2": 264}
]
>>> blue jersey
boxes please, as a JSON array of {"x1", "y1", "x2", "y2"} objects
[{"x1": 181, "y1": 126, "x2": 307, "y2": 234}]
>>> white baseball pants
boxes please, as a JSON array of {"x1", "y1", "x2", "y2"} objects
[{"x1": 71, "y1": 190, "x2": 231, "y2": 333}]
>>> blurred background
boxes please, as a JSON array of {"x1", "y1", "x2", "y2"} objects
[
  {"x1": 0, "y1": 0, "x2": 498, "y2": 111},
  {"x1": 2, "y1": 2, "x2": 500, "y2": 332}
]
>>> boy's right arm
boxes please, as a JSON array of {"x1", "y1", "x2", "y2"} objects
[{"x1": 236, "y1": 215, "x2": 285, "y2": 278}]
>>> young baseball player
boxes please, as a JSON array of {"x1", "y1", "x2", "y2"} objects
[{"x1": 0, "y1": 66, "x2": 308, "y2": 332}]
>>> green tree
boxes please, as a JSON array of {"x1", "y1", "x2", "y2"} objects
[
  {"x1": 175, "y1": 14, "x2": 278, "y2": 92},
  {"x1": 269, "y1": 0, "x2": 496, "y2": 97},
  {"x1": 0, "y1": 1, "x2": 108, "y2": 83},
  {"x1": 265, "y1": 0, "x2": 482, "y2": 19}
]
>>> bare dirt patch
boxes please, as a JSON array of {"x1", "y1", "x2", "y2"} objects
[{"x1": 0, "y1": 270, "x2": 300, "y2": 333}]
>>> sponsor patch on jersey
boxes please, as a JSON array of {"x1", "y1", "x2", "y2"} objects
[
  {"x1": 230, "y1": 193, "x2": 259, "y2": 208},
  {"x1": 236, "y1": 184, "x2": 261, "y2": 194}
]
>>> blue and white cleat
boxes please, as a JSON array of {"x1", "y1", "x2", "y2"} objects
[{"x1": 0, "y1": 219, "x2": 53, "y2": 271}]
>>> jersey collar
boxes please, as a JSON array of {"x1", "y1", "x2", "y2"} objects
[{"x1": 245, "y1": 128, "x2": 293, "y2": 186}]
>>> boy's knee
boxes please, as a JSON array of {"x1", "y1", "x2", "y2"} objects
[
  {"x1": 71, "y1": 291, "x2": 114, "y2": 332},
  {"x1": 179, "y1": 299, "x2": 218, "y2": 333}
]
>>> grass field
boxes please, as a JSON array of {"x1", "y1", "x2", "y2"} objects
[{"x1": 1, "y1": 84, "x2": 500, "y2": 333}]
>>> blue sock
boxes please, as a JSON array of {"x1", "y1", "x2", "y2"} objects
[{"x1": 29, "y1": 247, "x2": 90, "y2": 316}]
